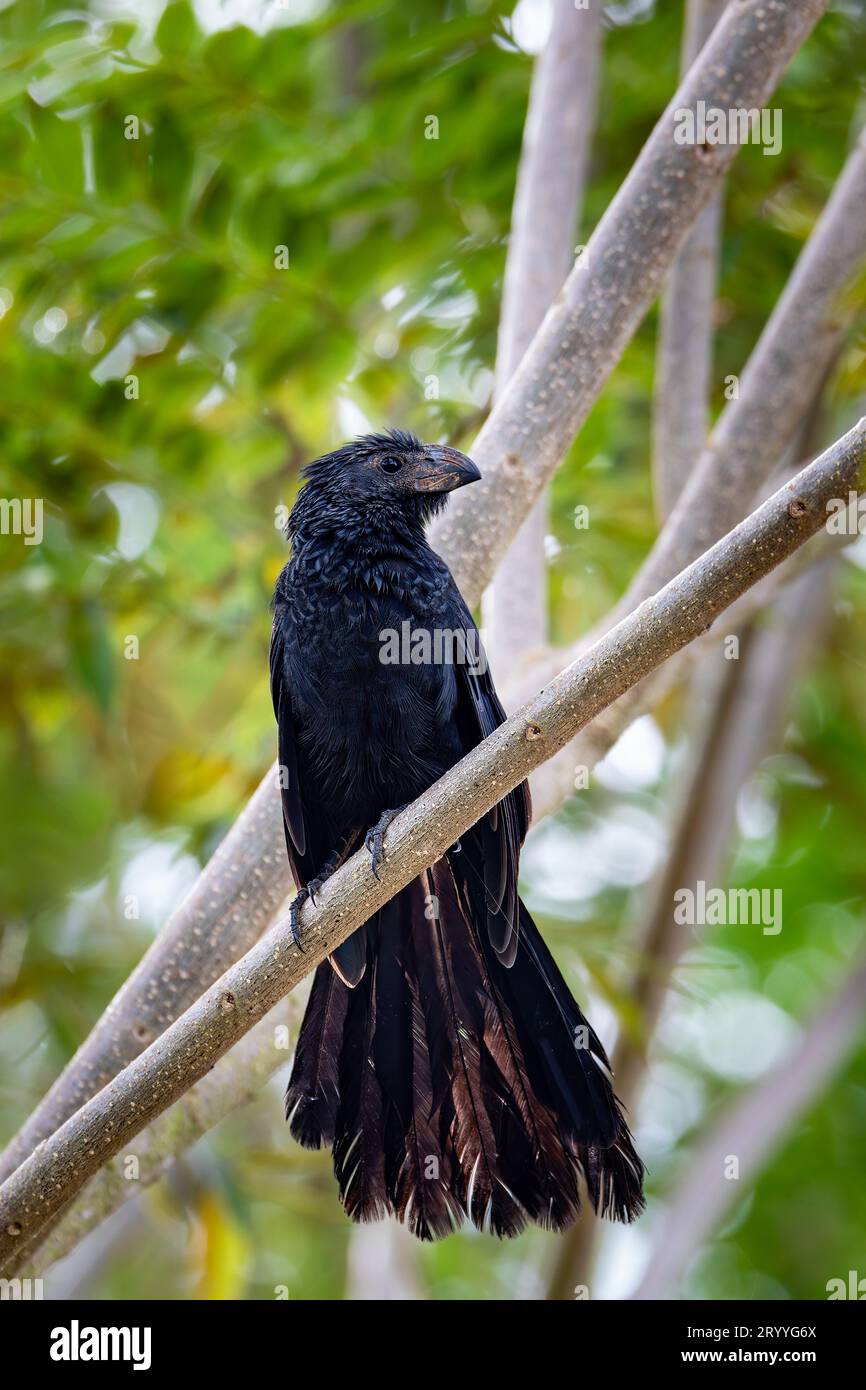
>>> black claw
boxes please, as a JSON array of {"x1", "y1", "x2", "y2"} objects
[
  {"x1": 288, "y1": 886, "x2": 311, "y2": 950},
  {"x1": 363, "y1": 806, "x2": 407, "y2": 882},
  {"x1": 366, "y1": 830, "x2": 384, "y2": 881}
]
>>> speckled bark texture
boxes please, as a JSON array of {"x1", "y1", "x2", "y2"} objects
[
  {"x1": 21, "y1": 986, "x2": 309, "y2": 1277},
  {"x1": 430, "y1": 0, "x2": 830, "y2": 608},
  {"x1": 0, "y1": 775, "x2": 290, "y2": 1184},
  {"x1": 1, "y1": 418, "x2": 862, "y2": 1271}
]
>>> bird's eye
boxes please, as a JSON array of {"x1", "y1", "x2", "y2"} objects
[{"x1": 380, "y1": 456, "x2": 403, "y2": 474}]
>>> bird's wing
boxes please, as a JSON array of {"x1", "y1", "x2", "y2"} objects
[
  {"x1": 269, "y1": 608, "x2": 314, "y2": 886},
  {"x1": 270, "y1": 606, "x2": 369, "y2": 987},
  {"x1": 444, "y1": 587, "x2": 530, "y2": 969}
]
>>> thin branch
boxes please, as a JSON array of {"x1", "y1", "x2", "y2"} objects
[
  {"x1": 519, "y1": 119, "x2": 866, "y2": 707},
  {"x1": 631, "y1": 955, "x2": 866, "y2": 1299},
  {"x1": 515, "y1": 131, "x2": 866, "y2": 823},
  {"x1": 621, "y1": 121, "x2": 866, "y2": 618},
  {"x1": 0, "y1": 775, "x2": 292, "y2": 1186},
  {"x1": 534, "y1": 417, "x2": 863, "y2": 823},
  {"x1": 545, "y1": 553, "x2": 837, "y2": 1298},
  {"x1": 0, "y1": 0, "x2": 824, "y2": 1190},
  {"x1": 20, "y1": 983, "x2": 309, "y2": 1278},
  {"x1": 0, "y1": 419, "x2": 862, "y2": 1271},
  {"x1": 486, "y1": 0, "x2": 603, "y2": 674},
  {"x1": 652, "y1": 0, "x2": 727, "y2": 518},
  {"x1": 429, "y1": 0, "x2": 828, "y2": 606}
]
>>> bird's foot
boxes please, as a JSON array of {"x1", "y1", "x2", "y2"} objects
[
  {"x1": 287, "y1": 887, "x2": 312, "y2": 950},
  {"x1": 365, "y1": 806, "x2": 408, "y2": 881},
  {"x1": 287, "y1": 856, "x2": 338, "y2": 948},
  {"x1": 287, "y1": 834, "x2": 355, "y2": 945}
]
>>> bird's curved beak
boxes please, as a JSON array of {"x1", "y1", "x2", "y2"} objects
[{"x1": 415, "y1": 445, "x2": 481, "y2": 494}]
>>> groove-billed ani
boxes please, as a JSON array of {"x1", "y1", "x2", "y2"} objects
[{"x1": 270, "y1": 430, "x2": 644, "y2": 1239}]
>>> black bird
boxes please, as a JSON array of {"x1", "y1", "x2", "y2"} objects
[{"x1": 270, "y1": 430, "x2": 644, "y2": 1240}]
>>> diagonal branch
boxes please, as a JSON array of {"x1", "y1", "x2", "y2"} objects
[
  {"x1": 486, "y1": 0, "x2": 603, "y2": 673},
  {"x1": 515, "y1": 128, "x2": 866, "y2": 818},
  {"x1": 26, "y1": 472, "x2": 853, "y2": 1278},
  {"x1": 545, "y1": 551, "x2": 838, "y2": 1298},
  {"x1": 518, "y1": 117, "x2": 866, "y2": 705},
  {"x1": 429, "y1": 0, "x2": 828, "y2": 605},
  {"x1": 622, "y1": 126, "x2": 866, "y2": 617},
  {"x1": 0, "y1": 417, "x2": 862, "y2": 1272},
  {"x1": 0, "y1": 776, "x2": 292, "y2": 1186},
  {"x1": 20, "y1": 984, "x2": 309, "y2": 1279}
]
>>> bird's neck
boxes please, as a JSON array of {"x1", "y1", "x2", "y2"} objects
[{"x1": 287, "y1": 493, "x2": 435, "y2": 593}]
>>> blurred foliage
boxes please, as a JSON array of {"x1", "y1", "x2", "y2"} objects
[{"x1": 1, "y1": 0, "x2": 866, "y2": 1300}]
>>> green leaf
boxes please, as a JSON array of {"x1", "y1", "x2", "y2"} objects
[
  {"x1": 150, "y1": 110, "x2": 195, "y2": 225},
  {"x1": 68, "y1": 600, "x2": 116, "y2": 715},
  {"x1": 28, "y1": 98, "x2": 84, "y2": 194},
  {"x1": 155, "y1": 0, "x2": 199, "y2": 57}
]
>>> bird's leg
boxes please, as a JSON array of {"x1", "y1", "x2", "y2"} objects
[
  {"x1": 364, "y1": 805, "x2": 408, "y2": 882},
  {"x1": 287, "y1": 831, "x2": 361, "y2": 948}
]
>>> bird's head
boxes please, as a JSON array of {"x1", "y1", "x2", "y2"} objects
[{"x1": 291, "y1": 430, "x2": 481, "y2": 534}]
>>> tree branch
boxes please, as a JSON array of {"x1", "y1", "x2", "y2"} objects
[
  {"x1": 0, "y1": 776, "x2": 292, "y2": 1185},
  {"x1": 0, "y1": 418, "x2": 862, "y2": 1271},
  {"x1": 20, "y1": 984, "x2": 309, "y2": 1278},
  {"x1": 486, "y1": 0, "x2": 603, "y2": 674},
  {"x1": 545, "y1": 552, "x2": 837, "y2": 1298},
  {"x1": 619, "y1": 120, "x2": 866, "y2": 619},
  {"x1": 652, "y1": 0, "x2": 727, "y2": 519},
  {"x1": 519, "y1": 117, "x2": 866, "y2": 706},
  {"x1": 429, "y1": 0, "x2": 828, "y2": 606}
]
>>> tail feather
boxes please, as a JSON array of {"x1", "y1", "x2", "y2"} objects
[
  {"x1": 284, "y1": 960, "x2": 349, "y2": 1149},
  {"x1": 375, "y1": 891, "x2": 462, "y2": 1240},
  {"x1": 285, "y1": 861, "x2": 644, "y2": 1237},
  {"x1": 332, "y1": 935, "x2": 389, "y2": 1224},
  {"x1": 416, "y1": 869, "x2": 527, "y2": 1237},
  {"x1": 490, "y1": 901, "x2": 644, "y2": 1220},
  {"x1": 508, "y1": 904, "x2": 624, "y2": 1146}
]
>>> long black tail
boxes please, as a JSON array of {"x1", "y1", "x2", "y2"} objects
[{"x1": 285, "y1": 860, "x2": 644, "y2": 1240}]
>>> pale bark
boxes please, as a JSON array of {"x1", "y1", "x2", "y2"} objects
[
  {"x1": 545, "y1": 555, "x2": 837, "y2": 1299},
  {"x1": 0, "y1": 776, "x2": 291, "y2": 1186},
  {"x1": 21, "y1": 983, "x2": 308, "y2": 1278},
  {"x1": 486, "y1": 0, "x2": 603, "y2": 674},
  {"x1": 429, "y1": 0, "x2": 828, "y2": 606},
  {"x1": 520, "y1": 123, "x2": 866, "y2": 815},
  {"x1": 0, "y1": 418, "x2": 862, "y2": 1271},
  {"x1": 621, "y1": 122, "x2": 866, "y2": 618},
  {"x1": 652, "y1": 0, "x2": 727, "y2": 518},
  {"x1": 523, "y1": 119, "x2": 866, "y2": 705}
]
